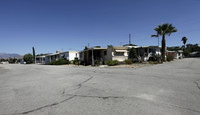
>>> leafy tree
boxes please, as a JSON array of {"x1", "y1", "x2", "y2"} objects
[
  {"x1": 107, "y1": 45, "x2": 113, "y2": 47},
  {"x1": 8, "y1": 58, "x2": 14, "y2": 64},
  {"x1": 153, "y1": 23, "x2": 177, "y2": 61},
  {"x1": 181, "y1": 36, "x2": 188, "y2": 49},
  {"x1": 167, "y1": 46, "x2": 181, "y2": 51},
  {"x1": 183, "y1": 49, "x2": 190, "y2": 57},
  {"x1": 129, "y1": 47, "x2": 137, "y2": 59},
  {"x1": 123, "y1": 44, "x2": 137, "y2": 46},
  {"x1": 0, "y1": 58, "x2": 6, "y2": 62},
  {"x1": 32, "y1": 47, "x2": 35, "y2": 63},
  {"x1": 8, "y1": 58, "x2": 17, "y2": 64},
  {"x1": 23, "y1": 53, "x2": 33, "y2": 64}
]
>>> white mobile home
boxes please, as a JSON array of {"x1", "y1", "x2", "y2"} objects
[
  {"x1": 45, "y1": 51, "x2": 79, "y2": 64},
  {"x1": 106, "y1": 46, "x2": 129, "y2": 62},
  {"x1": 59, "y1": 51, "x2": 79, "y2": 61}
]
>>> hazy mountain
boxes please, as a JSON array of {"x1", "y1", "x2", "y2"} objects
[{"x1": 0, "y1": 53, "x2": 23, "y2": 59}]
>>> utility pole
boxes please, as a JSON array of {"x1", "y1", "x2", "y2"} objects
[
  {"x1": 92, "y1": 48, "x2": 94, "y2": 66},
  {"x1": 129, "y1": 34, "x2": 131, "y2": 45}
]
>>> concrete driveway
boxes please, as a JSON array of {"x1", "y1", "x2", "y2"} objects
[{"x1": 0, "y1": 58, "x2": 200, "y2": 115}]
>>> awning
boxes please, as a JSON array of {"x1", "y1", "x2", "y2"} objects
[{"x1": 115, "y1": 50, "x2": 127, "y2": 52}]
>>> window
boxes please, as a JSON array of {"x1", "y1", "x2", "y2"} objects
[
  {"x1": 149, "y1": 48, "x2": 153, "y2": 53},
  {"x1": 115, "y1": 52, "x2": 124, "y2": 56}
]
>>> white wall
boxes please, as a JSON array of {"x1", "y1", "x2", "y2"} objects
[
  {"x1": 105, "y1": 47, "x2": 128, "y2": 62},
  {"x1": 69, "y1": 52, "x2": 79, "y2": 61},
  {"x1": 112, "y1": 56, "x2": 128, "y2": 62}
]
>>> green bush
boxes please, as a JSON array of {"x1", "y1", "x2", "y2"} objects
[
  {"x1": 125, "y1": 59, "x2": 133, "y2": 64},
  {"x1": 73, "y1": 57, "x2": 79, "y2": 65},
  {"x1": 8, "y1": 58, "x2": 17, "y2": 64},
  {"x1": 129, "y1": 47, "x2": 137, "y2": 59},
  {"x1": 23, "y1": 53, "x2": 33, "y2": 64},
  {"x1": 196, "y1": 52, "x2": 200, "y2": 57},
  {"x1": 94, "y1": 59, "x2": 100, "y2": 66},
  {"x1": 149, "y1": 55, "x2": 161, "y2": 62},
  {"x1": 166, "y1": 54, "x2": 174, "y2": 62},
  {"x1": 149, "y1": 61, "x2": 159, "y2": 64},
  {"x1": 183, "y1": 50, "x2": 190, "y2": 57},
  {"x1": 49, "y1": 58, "x2": 68, "y2": 65},
  {"x1": 105, "y1": 60, "x2": 119, "y2": 66}
]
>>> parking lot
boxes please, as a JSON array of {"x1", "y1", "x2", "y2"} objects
[{"x1": 0, "y1": 58, "x2": 200, "y2": 115}]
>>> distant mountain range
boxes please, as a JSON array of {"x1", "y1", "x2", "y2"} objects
[{"x1": 0, "y1": 53, "x2": 23, "y2": 59}]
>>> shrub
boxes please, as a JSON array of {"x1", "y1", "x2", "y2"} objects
[
  {"x1": 183, "y1": 50, "x2": 190, "y2": 57},
  {"x1": 94, "y1": 59, "x2": 100, "y2": 66},
  {"x1": 196, "y1": 52, "x2": 200, "y2": 57},
  {"x1": 105, "y1": 60, "x2": 119, "y2": 66},
  {"x1": 73, "y1": 57, "x2": 79, "y2": 65},
  {"x1": 149, "y1": 61, "x2": 159, "y2": 64},
  {"x1": 166, "y1": 54, "x2": 174, "y2": 62},
  {"x1": 125, "y1": 59, "x2": 133, "y2": 64},
  {"x1": 49, "y1": 58, "x2": 68, "y2": 65},
  {"x1": 23, "y1": 53, "x2": 33, "y2": 64},
  {"x1": 149, "y1": 54, "x2": 161, "y2": 62},
  {"x1": 8, "y1": 58, "x2": 17, "y2": 64}
]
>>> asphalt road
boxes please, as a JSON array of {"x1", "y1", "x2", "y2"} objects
[{"x1": 0, "y1": 58, "x2": 200, "y2": 115}]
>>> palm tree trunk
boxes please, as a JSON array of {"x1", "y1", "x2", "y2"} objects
[
  {"x1": 183, "y1": 43, "x2": 186, "y2": 52},
  {"x1": 161, "y1": 35, "x2": 166, "y2": 62}
]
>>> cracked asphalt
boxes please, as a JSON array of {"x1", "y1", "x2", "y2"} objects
[{"x1": 0, "y1": 58, "x2": 200, "y2": 115}]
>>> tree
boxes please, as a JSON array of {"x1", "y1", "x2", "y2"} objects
[
  {"x1": 181, "y1": 36, "x2": 188, "y2": 48},
  {"x1": 32, "y1": 47, "x2": 35, "y2": 63},
  {"x1": 8, "y1": 58, "x2": 14, "y2": 64},
  {"x1": 84, "y1": 46, "x2": 88, "y2": 50},
  {"x1": 129, "y1": 47, "x2": 137, "y2": 59},
  {"x1": 153, "y1": 23, "x2": 177, "y2": 61},
  {"x1": 23, "y1": 53, "x2": 33, "y2": 64}
]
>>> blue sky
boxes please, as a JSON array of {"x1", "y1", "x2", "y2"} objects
[{"x1": 0, "y1": 0, "x2": 200, "y2": 55}]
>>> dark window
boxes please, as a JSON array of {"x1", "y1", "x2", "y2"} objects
[
  {"x1": 149, "y1": 48, "x2": 153, "y2": 52},
  {"x1": 115, "y1": 52, "x2": 124, "y2": 56}
]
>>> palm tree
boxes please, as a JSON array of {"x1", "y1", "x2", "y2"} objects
[
  {"x1": 32, "y1": 47, "x2": 36, "y2": 64},
  {"x1": 153, "y1": 23, "x2": 177, "y2": 61},
  {"x1": 181, "y1": 36, "x2": 188, "y2": 48}
]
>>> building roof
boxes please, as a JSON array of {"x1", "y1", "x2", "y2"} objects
[
  {"x1": 60, "y1": 51, "x2": 79, "y2": 54},
  {"x1": 113, "y1": 47, "x2": 128, "y2": 50},
  {"x1": 45, "y1": 53, "x2": 60, "y2": 57},
  {"x1": 139, "y1": 46, "x2": 161, "y2": 48},
  {"x1": 79, "y1": 47, "x2": 107, "y2": 53},
  {"x1": 36, "y1": 56, "x2": 46, "y2": 58}
]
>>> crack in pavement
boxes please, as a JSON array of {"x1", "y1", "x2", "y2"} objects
[
  {"x1": 4, "y1": 75, "x2": 95, "y2": 115},
  {"x1": 66, "y1": 94, "x2": 125, "y2": 100},
  {"x1": 62, "y1": 75, "x2": 94, "y2": 95},
  {"x1": 194, "y1": 81, "x2": 200, "y2": 90},
  {"x1": 3, "y1": 95, "x2": 76, "y2": 115},
  {"x1": 76, "y1": 75, "x2": 94, "y2": 89},
  {"x1": 63, "y1": 93, "x2": 200, "y2": 114}
]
